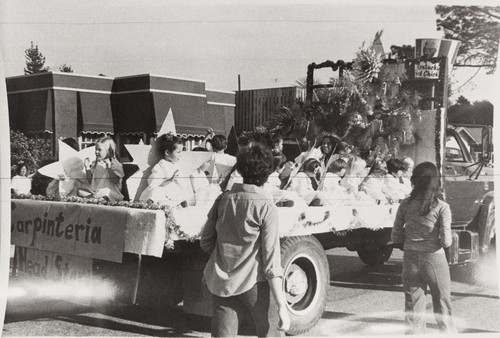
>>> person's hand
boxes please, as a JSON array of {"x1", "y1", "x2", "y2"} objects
[
  {"x1": 84, "y1": 158, "x2": 92, "y2": 170},
  {"x1": 277, "y1": 306, "x2": 290, "y2": 331},
  {"x1": 103, "y1": 158, "x2": 112, "y2": 168},
  {"x1": 56, "y1": 173, "x2": 66, "y2": 181},
  {"x1": 206, "y1": 127, "x2": 214, "y2": 136},
  {"x1": 167, "y1": 170, "x2": 180, "y2": 183}
]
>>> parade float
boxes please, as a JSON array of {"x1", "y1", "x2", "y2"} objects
[{"x1": 10, "y1": 36, "x2": 495, "y2": 335}]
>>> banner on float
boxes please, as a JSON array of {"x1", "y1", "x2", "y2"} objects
[
  {"x1": 414, "y1": 38, "x2": 461, "y2": 79},
  {"x1": 15, "y1": 247, "x2": 94, "y2": 306},
  {"x1": 11, "y1": 200, "x2": 126, "y2": 263},
  {"x1": 16, "y1": 247, "x2": 92, "y2": 282}
]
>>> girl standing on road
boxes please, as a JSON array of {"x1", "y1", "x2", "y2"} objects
[{"x1": 391, "y1": 161, "x2": 456, "y2": 334}]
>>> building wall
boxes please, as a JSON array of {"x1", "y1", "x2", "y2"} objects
[{"x1": 235, "y1": 86, "x2": 304, "y2": 134}]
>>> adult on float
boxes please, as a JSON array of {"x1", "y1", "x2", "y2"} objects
[
  {"x1": 317, "y1": 134, "x2": 344, "y2": 190},
  {"x1": 391, "y1": 161, "x2": 456, "y2": 334}
]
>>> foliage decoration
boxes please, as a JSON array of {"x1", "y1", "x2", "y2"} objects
[{"x1": 268, "y1": 33, "x2": 422, "y2": 160}]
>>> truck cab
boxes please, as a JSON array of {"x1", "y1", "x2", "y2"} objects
[{"x1": 443, "y1": 125, "x2": 495, "y2": 260}]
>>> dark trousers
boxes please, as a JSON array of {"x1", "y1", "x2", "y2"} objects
[
  {"x1": 211, "y1": 281, "x2": 282, "y2": 337},
  {"x1": 402, "y1": 250, "x2": 457, "y2": 334}
]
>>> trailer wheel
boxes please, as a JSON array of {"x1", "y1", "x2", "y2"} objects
[
  {"x1": 357, "y1": 246, "x2": 393, "y2": 266},
  {"x1": 280, "y1": 236, "x2": 329, "y2": 335}
]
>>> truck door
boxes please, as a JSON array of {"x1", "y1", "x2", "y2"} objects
[{"x1": 443, "y1": 129, "x2": 493, "y2": 226}]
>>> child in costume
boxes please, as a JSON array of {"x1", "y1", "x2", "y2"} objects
[
  {"x1": 401, "y1": 156, "x2": 414, "y2": 196},
  {"x1": 84, "y1": 136, "x2": 124, "y2": 202},
  {"x1": 286, "y1": 158, "x2": 321, "y2": 205},
  {"x1": 359, "y1": 159, "x2": 387, "y2": 203},
  {"x1": 190, "y1": 158, "x2": 222, "y2": 206},
  {"x1": 383, "y1": 158, "x2": 408, "y2": 203},
  {"x1": 47, "y1": 157, "x2": 90, "y2": 198},
  {"x1": 140, "y1": 133, "x2": 186, "y2": 207}
]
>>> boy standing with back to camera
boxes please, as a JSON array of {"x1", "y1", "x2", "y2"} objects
[{"x1": 200, "y1": 143, "x2": 290, "y2": 337}]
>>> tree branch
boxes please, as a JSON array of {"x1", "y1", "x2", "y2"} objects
[
  {"x1": 476, "y1": 7, "x2": 500, "y2": 20},
  {"x1": 453, "y1": 63, "x2": 496, "y2": 68}
]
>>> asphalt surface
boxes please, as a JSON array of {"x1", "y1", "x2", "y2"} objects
[{"x1": 3, "y1": 247, "x2": 499, "y2": 337}]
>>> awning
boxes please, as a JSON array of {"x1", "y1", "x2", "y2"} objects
[
  {"x1": 8, "y1": 90, "x2": 53, "y2": 133},
  {"x1": 78, "y1": 92, "x2": 114, "y2": 133}
]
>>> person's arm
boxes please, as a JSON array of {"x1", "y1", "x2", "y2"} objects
[
  {"x1": 439, "y1": 203, "x2": 453, "y2": 248},
  {"x1": 105, "y1": 158, "x2": 125, "y2": 179},
  {"x1": 201, "y1": 128, "x2": 215, "y2": 149},
  {"x1": 391, "y1": 199, "x2": 406, "y2": 249},
  {"x1": 260, "y1": 203, "x2": 290, "y2": 331},
  {"x1": 199, "y1": 194, "x2": 221, "y2": 254},
  {"x1": 84, "y1": 158, "x2": 93, "y2": 184}
]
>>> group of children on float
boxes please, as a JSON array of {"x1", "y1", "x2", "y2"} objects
[
  {"x1": 263, "y1": 134, "x2": 415, "y2": 208},
  {"x1": 44, "y1": 132, "x2": 414, "y2": 209}
]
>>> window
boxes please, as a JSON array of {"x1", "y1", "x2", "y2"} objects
[
  {"x1": 80, "y1": 132, "x2": 111, "y2": 150},
  {"x1": 445, "y1": 135, "x2": 464, "y2": 162}
]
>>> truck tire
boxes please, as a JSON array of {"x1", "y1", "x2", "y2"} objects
[
  {"x1": 357, "y1": 246, "x2": 393, "y2": 266},
  {"x1": 280, "y1": 236, "x2": 329, "y2": 335}
]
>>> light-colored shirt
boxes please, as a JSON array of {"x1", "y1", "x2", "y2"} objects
[
  {"x1": 391, "y1": 198, "x2": 452, "y2": 253},
  {"x1": 11, "y1": 175, "x2": 31, "y2": 195},
  {"x1": 200, "y1": 183, "x2": 282, "y2": 297},
  {"x1": 213, "y1": 153, "x2": 237, "y2": 184}
]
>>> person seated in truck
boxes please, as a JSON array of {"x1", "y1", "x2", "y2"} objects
[
  {"x1": 84, "y1": 136, "x2": 125, "y2": 202},
  {"x1": 263, "y1": 155, "x2": 307, "y2": 207},
  {"x1": 313, "y1": 158, "x2": 349, "y2": 206},
  {"x1": 200, "y1": 143, "x2": 290, "y2": 336},
  {"x1": 319, "y1": 158, "x2": 347, "y2": 193},
  {"x1": 139, "y1": 133, "x2": 187, "y2": 207},
  {"x1": 359, "y1": 159, "x2": 388, "y2": 203},
  {"x1": 383, "y1": 158, "x2": 408, "y2": 203},
  {"x1": 286, "y1": 158, "x2": 321, "y2": 205},
  {"x1": 401, "y1": 156, "x2": 414, "y2": 196},
  {"x1": 340, "y1": 156, "x2": 367, "y2": 194},
  {"x1": 267, "y1": 155, "x2": 286, "y2": 190},
  {"x1": 189, "y1": 148, "x2": 222, "y2": 207},
  {"x1": 210, "y1": 134, "x2": 237, "y2": 186},
  {"x1": 318, "y1": 135, "x2": 344, "y2": 185},
  {"x1": 47, "y1": 157, "x2": 90, "y2": 198},
  {"x1": 11, "y1": 162, "x2": 32, "y2": 196}
]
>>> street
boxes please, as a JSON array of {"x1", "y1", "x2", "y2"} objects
[{"x1": 3, "y1": 247, "x2": 499, "y2": 336}]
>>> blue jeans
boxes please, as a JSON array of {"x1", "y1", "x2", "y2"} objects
[
  {"x1": 402, "y1": 250, "x2": 457, "y2": 334},
  {"x1": 211, "y1": 281, "x2": 282, "y2": 337}
]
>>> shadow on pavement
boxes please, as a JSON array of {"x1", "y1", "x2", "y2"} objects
[{"x1": 327, "y1": 254, "x2": 402, "y2": 291}]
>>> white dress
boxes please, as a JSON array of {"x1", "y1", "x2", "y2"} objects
[
  {"x1": 286, "y1": 172, "x2": 317, "y2": 205},
  {"x1": 190, "y1": 169, "x2": 221, "y2": 206},
  {"x1": 383, "y1": 174, "x2": 407, "y2": 202},
  {"x1": 140, "y1": 159, "x2": 185, "y2": 206},
  {"x1": 213, "y1": 153, "x2": 237, "y2": 184},
  {"x1": 11, "y1": 175, "x2": 31, "y2": 195}
]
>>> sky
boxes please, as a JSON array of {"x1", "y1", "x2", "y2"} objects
[{"x1": 0, "y1": 0, "x2": 498, "y2": 103}]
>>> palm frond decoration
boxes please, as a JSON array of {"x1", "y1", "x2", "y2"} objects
[
  {"x1": 352, "y1": 44, "x2": 383, "y2": 85},
  {"x1": 267, "y1": 105, "x2": 308, "y2": 138}
]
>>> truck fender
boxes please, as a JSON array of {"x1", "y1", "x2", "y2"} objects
[{"x1": 470, "y1": 191, "x2": 495, "y2": 253}]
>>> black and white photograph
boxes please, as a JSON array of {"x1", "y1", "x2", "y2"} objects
[{"x1": 0, "y1": 0, "x2": 498, "y2": 336}]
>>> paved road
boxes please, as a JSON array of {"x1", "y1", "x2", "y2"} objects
[{"x1": 3, "y1": 248, "x2": 499, "y2": 336}]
